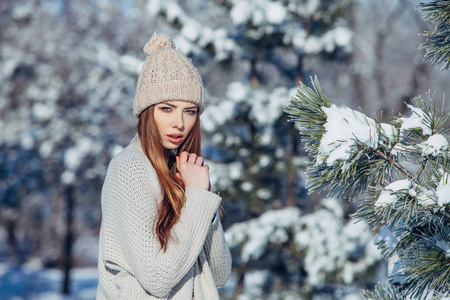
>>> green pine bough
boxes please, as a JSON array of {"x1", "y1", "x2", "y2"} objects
[
  {"x1": 285, "y1": 76, "x2": 450, "y2": 299},
  {"x1": 417, "y1": 0, "x2": 450, "y2": 71}
]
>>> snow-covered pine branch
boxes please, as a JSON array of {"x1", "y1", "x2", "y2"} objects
[
  {"x1": 224, "y1": 198, "x2": 381, "y2": 297},
  {"x1": 285, "y1": 76, "x2": 450, "y2": 299},
  {"x1": 417, "y1": 0, "x2": 450, "y2": 71}
]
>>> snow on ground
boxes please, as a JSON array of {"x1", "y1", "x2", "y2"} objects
[
  {"x1": 0, "y1": 262, "x2": 238, "y2": 300},
  {"x1": 0, "y1": 263, "x2": 98, "y2": 300}
]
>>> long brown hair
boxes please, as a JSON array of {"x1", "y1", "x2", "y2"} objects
[{"x1": 138, "y1": 105, "x2": 201, "y2": 251}]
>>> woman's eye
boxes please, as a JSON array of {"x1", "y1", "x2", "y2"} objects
[
  {"x1": 161, "y1": 107, "x2": 172, "y2": 112},
  {"x1": 186, "y1": 110, "x2": 197, "y2": 115}
]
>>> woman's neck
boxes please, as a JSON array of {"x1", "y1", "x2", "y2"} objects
[{"x1": 166, "y1": 149, "x2": 177, "y2": 172}]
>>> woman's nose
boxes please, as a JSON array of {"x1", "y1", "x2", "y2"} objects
[{"x1": 172, "y1": 112, "x2": 184, "y2": 129}]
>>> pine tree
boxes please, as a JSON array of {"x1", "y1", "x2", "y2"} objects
[
  {"x1": 150, "y1": 0, "x2": 355, "y2": 218},
  {"x1": 285, "y1": 2, "x2": 450, "y2": 298},
  {"x1": 0, "y1": 0, "x2": 141, "y2": 270},
  {"x1": 418, "y1": 1, "x2": 450, "y2": 71}
]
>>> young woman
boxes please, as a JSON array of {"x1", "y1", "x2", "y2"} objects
[{"x1": 96, "y1": 33, "x2": 232, "y2": 299}]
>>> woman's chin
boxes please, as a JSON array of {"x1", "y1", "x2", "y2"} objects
[{"x1": 163, "y1": 142, "x2": 181, "y2": 150}]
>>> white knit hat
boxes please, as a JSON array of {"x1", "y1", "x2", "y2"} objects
[{"x1": 133, "y1": 33, "x2": 205, "y2": 117}]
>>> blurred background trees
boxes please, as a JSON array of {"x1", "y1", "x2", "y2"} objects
[{"x1": 0, "y1": 0, "x2": 448, "y2": 299}]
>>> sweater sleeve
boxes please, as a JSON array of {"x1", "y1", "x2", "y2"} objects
[
  {"x1": 203, "y1": 211, "x2": 232, "y2": 287},
  {"x1": 100, "y1": 151, "x2": 221, "y2": 298}
]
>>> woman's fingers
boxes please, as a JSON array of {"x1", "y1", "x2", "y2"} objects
[
  {"x1": 179, "y1": 151, "x2": 189, "y2": 163},
  {"x1": 176, "y1": 155, "x2": 181, "y2": 172},
  {"x1": 187, "y1": 153, "x2": 197, "y2": 164},
  {"x1": 195, "y1": 156, "x2": 204, "y2": 166},
  {"x1": 176, "y1": 152, "x2": 210, "y2": 190},
  {"x1": 179, "y1": 151, "x2": 204, "y2": 166}
]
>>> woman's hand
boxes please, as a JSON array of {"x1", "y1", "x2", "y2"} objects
[{"x1": 176, "y1": 152, "x2": 211, "y2": 191}]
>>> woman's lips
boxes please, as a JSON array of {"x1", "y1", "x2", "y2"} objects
[{"x1": 167, "y1": 134, "x2": 183, "y2": 144}]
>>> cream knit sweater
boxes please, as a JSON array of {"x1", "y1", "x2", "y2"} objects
[{"x1": 96, "y1": 135, "x2": 232, "y2": 299}]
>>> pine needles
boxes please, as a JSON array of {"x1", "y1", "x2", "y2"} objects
[
  {"x1": 285, "y1": 76, "x2": 450, "y2": 299},
  {"x1": 417, "y1": 1, "x2": 450, "y2": 71}
]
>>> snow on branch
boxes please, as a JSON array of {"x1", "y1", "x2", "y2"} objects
[
  {"x1": 147, "y1": 0, "x2": 236, "y2": 60},
  {"x1": 417, "y1": 1, "x2": 450, "y2": 71},
  {"x1": 285, "y1": 76, "x2": 450, "y2": 299},
  {"x1": 225, "y1": 199, "x2": 381, "y2": 289}
]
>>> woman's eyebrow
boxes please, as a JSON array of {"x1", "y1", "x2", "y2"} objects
[
  {"x1": 162, "y1": 103, "x2": 177, "y2": 108},
  {"x1": 161, "y1": 102, "x2": 197, "y2": 110}
]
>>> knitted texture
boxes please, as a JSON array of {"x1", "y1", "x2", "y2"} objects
[
  {"x1": 133, "y1": 33, "x2": 205, "y2": 117},
  {"x1": 97, "y1": 135, "x2": 231, "y2": 299}
]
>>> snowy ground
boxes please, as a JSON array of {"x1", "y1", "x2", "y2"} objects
[
  {"x1": 0, "y1": 263, "x2": 237, "y2": 300},
  {"x1": 0, "y1": 263, "x2": 98, "y2": 300},
  {"x1": 0, "y1": 262, "x2": 369, "y2": 299}
]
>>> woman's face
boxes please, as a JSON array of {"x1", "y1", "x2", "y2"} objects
[{"x1": 153, "y1": 100, "x2": 198, "y2": 150}]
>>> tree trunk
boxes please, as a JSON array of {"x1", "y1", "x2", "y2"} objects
[
  {"x1": 250, "y1": 58, "x2": 259, "y2": 89},
  {"x1": 347, "y1": 2, "x2": 367, "y2": 109},
  {"x1": 285, "y1": 134, "x2": 299, "y2": 207},
  {"x1": 62, "y1": 184, "x2": 74, "y2": 295}
]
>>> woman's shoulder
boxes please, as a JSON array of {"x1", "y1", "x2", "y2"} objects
[
  {"x1": 108, "y1": 135, "x2": 156, "y2": 179},
  {"x1": 102, "y1": 136, "x2": 161, "y2": 211},
  {"x1": 103, "y1": 136, "x2": 161, "y2": 200}
]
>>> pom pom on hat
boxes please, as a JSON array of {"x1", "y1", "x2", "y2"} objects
[{"x1": 143, "y1": 33, "x2": 175, "y2": 55}]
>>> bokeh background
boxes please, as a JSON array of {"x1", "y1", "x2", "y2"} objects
[{"x1": 0, "y1": 0, "x2": 448, "y2": 299}]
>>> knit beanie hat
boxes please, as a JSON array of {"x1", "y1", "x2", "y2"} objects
[{"x1": 133, "y1": 33, "x2": 205, "y2": 117}]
